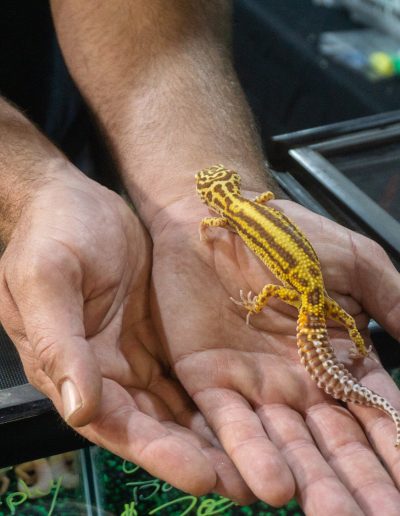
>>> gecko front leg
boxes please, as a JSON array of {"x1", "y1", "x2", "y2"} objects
[
  {"x1": 199, "y1": 216, "x2": 229, "y2": 241},
  {"x1": 253, "y1": 191, "x2": 275, "y2": 205}
]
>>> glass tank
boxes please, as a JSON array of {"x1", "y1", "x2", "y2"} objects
[
  {"x1": 330, "y1": 140, "x2": 400, "y2": 222},
  {"x1": 0, "y1": 451, "x2": 91, "y2": 515},
  {"x1": 89, "y1": 447, "x2": 303, "y2": 516},
  {"x1": 0, "y1": 449, "x2": 304, "y2": 516},
  {"x1": 274, "y1": 114, "x2": 400, "y2": 261}
]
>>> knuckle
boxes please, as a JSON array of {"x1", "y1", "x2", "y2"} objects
[
  {"x1": 367, "y1": 238, "x2": 387, "y2": 259},
  {"x1": 28, "y1": 252, "x2": 63, "y2": 283},
  {"x1": 22, "y1": 243, "x2": 81, "y2": 288},
  {"x1": 355, "y1": 233, "x2": 387, "y2": 261},
  {"x1": 24, "y1": 368, "x2": 37, "y2": 386},
  {"x1": 27, "y1": 256, "x2": 52, "y2": 283},
  {"x1": 25, "y1": 368, "x2": 54, "y2": 398},
  {"x1": 33, "y1": 333, "x2": 59, "y2": 379}
]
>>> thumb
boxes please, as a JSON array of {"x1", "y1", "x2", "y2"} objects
[
  {"x1": 0, "y1": 253, "x2": 102, "y2": 427},
  {"x1": 33, "y1": 334, "x2": 103, "y2": 428}
]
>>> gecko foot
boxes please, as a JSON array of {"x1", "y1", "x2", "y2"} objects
[
  {"x1": 348, "y1": 345, "x2": 373, "y2": 360},
  {"x1": 245, "y1": 310, "x2": 253, "y2": 325},
  {"x1": 230, "y1": 290, "x2": 257, "y2": 324}
]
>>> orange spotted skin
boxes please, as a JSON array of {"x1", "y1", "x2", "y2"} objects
[{"x1": 196, "y1": 164, "x2": 400, "y2": 447}]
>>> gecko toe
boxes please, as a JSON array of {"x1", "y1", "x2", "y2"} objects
[
  {"x1": 246, "y1": 311, "x2": 253, "y2": 325},
  {"x1": 230, "y1": 296, "x2": 243, "y2": 307}
]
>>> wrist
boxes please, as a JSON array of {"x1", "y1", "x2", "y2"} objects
[
  {"x1": 52, "y1": 1, "x2": 278, "y2": 228},
  {"x1": 0, "y1": 152, "x2": 86, "y2": 250},
  {"x1": 145, "y1": 179, "x2": 282, "y2": 243},
  {"x1": 0, "y1": 97, "x2": 101, "y2": 248},
  {"x1": 125, "y1": 160, "x2": 277, "y2": 232}
]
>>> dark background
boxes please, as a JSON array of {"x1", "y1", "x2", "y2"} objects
[{"x1": 1, "y1": 0, "x2": 399, "y2": 161}]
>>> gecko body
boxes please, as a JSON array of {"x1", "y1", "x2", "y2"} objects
[{"x1": 195, "y1": 164, "x2": 400, "y2": 447}]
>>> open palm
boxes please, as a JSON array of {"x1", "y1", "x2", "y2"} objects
[
  {"x1": 151, "y1": 195, "x2": 400, "y2": 515},
  {"x1": 0, "y1": 174, "x2": 247, "y2": 497}
]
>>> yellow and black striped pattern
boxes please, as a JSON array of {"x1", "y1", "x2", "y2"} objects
[{"x1": 195, "y1": 164, "x2": 400, "y2": 447}]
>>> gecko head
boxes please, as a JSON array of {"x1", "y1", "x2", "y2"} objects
[{"x1": 195, "y1": 164, "x2": 241, "y2": 204}]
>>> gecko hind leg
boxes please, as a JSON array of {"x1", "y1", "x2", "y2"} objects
[
  {"x1": 324, "y1": 296, "x2": 372, "y2": 359},
  {"x1": 253, "y1": 191, "x2": 275, "y2": 205},
  {"x1": 199, "y1": 216, "x2": 229, "y2": 241},
  {"x1": 231, "y1": 284, "x2": 300, "y2": 324}
]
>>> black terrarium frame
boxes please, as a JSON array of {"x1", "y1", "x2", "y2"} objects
[{"x1": 269, "y1": 110, "x2": 400, "y2": 262}]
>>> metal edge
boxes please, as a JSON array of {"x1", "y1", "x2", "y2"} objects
[
  {"x1": 309, "y1": 122, "x2": 400, "y2": 154},
  {"x1": 0, "y1": 383, "x2": 45, "y2": 408},
  {"x1": 271, "y1": 170, "x2": 334, "y2": 219},
  {"x1": 289, "y1": 147, "x2": 400, "y2": 255},
  {"x1": 271, "y1": 110, "x2": 400, "y2": 146},
  {"x1": 0, "y1": 384, "x2": 52, "y2": 425}
]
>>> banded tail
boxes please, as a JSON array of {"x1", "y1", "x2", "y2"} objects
[{"x1": 297, "y1": 302, "x2": 400, "y2": 447}]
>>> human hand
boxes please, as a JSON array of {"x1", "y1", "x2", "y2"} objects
[
  {"x1": 150, "y1": 195, "x2": 400, "y2": 514},
  {"x1": 0, "y1": 169, "x2": 250, "y2": 497}
]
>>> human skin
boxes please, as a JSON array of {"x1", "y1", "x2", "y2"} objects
[
  {"x1": 0, "y1": 100, "x2": 248, "y2": 499},
  {"x1": 0, "y1": 0, "x2": 399, "y2": 512},
  {"x1": 149, "y1": 196, "x2": 400, "y2": 514},
  {"x1": 51, "y1": 1, "x2": 400, "y2": 513}
]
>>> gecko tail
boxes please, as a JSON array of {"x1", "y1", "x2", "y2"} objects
[
  {"x1": 348, "y1": 385, "x2": 400, "y2": 448},
  {"x1": 297, "y1": 313, "x2": 400, "y2": 448}
]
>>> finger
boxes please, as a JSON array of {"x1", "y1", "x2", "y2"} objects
[
  {"x1": 4, "y1": 327, "x2": 102, "y2": 429},
  {"x1": 130, "y1": 382, "x2": 256, "y2": 504},
  {"x1": 306, "y1": 402, "x2": 400, "y2": 515},
  {"x1": 79, "y1": 379, "x2": 217, "y2": 496},
  {"x1": 353, "y1": 238, "x2": 400, "y2": 339},
  {"x1": 258, "y1": 404, "x2": 364, "y2": 516},
  {"x1": 148, "y1": 375, "x2": 222, "y2": 448},
  {"x1": 0, "y1": 250, "x2": 102, "y2": 427},
  {"x1": 194, "y1": 387, "x2": 295, "y2": 506},
  {"x1": 348, "y1": 368, "x2": 400, "y2": 489},
  {"x1": 162, "y1": 421, "x2": 256, "y2": 504}
]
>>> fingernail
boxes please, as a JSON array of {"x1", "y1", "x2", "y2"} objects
[{"x1": 61, "y1": 379, "x2": 82, "y2": 421}]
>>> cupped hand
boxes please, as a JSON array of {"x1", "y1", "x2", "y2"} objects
[
  {"x1": 150, "y1": 194, "x2": 400, "y2": 514},
  {"x1": 0, "y1": 169, "x2": 251, "y2": 498}
]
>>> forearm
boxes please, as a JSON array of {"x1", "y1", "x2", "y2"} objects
[
  {"x1": 51, "y1": 0, "x2": 274, "y2": 226},
  {"x1": 0, "y1": 97, "x2": 74, "y2": 247}
]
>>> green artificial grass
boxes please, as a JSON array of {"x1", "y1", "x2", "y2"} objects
[{"x1": 92, "y1": 447, "x2": 303, "y2": 516}]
